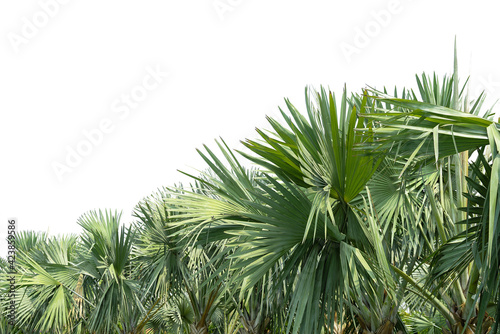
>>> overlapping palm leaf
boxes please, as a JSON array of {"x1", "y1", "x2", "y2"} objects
[
  {"x1": 357, "y1": 76, "x2": 500, "y2": 332},
  {"x1": 77, "y1": 210, "x2": 143, "y2": 333},
  {"x1": 0, "y1": 233, "x2": 82, "y2": 333}
]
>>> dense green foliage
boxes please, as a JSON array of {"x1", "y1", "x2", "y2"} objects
[{"x1": 1, "y1": 55, "x2": 499, "y2": 333}]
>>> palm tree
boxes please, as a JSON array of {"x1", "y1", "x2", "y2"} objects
[
  {"x1": 168, "y1": 51, "x2": 499, "y2": 333},
  {"x1": 133, "y1": 187, "x2": 231, "y2": 334},
  {"x1": 348, "y1": 46, "x2": 499, "y2": 333},
  {"x1": 166, "y1": 90, "x2": 414, "y2": 333},
  {"x1": 357, "y1": 91, "x2": 499, "y2": 333},
  {"x1": 2, "y1": 47, "x2": 499, "y2": 334},
  {"x1": 0, "y1": 231, "x2": 85, "y2": 333},
  {"x1": 76, "y1": 209, "x2": 158, "y2": 334}
]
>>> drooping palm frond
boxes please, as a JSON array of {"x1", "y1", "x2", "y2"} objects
[{"x1": 357, "y1": 96, "x2": 495, "y2": 163}]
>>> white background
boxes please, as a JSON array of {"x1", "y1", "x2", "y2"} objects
[{"x1": 1, "y1": 0, "x2": 499, "y2": 256}]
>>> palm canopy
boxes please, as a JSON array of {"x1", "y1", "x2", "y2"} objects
[
  {"x1": 167, "y1": 86, "x2": 435, "y2": 333},
  {"x1": 2, "y1": 52, "x2": 500, "y2": 334},
  {"x1": 356, "y1": 93, "x2": 500, "y2": 333},
  {"x1": 169, "y1": 63, "x2": 500, "y2": 333}
]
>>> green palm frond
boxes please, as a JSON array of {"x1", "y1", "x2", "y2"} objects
[
  {"x1": 242, "y1": 86, "x2": 381, "y2": 205},
  {"x1": 77, "y1": 209, "x2": 144, "y2": 333},
  {"x1": 0, "y1": 233, "x2": 81, "y2": 333}
]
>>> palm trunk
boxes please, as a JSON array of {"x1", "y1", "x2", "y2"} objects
[
  {"x1": 190, "y1": 322, "x2": 209, "y2": 334},
  {"x1": 238, "y1": 317, "x2": 270, "y2": 334},
  {"x1": 357, "y1": 318, "x2": 395, "y2": 334}
]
